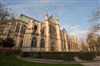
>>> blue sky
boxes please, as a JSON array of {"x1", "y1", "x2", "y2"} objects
[{"x1": 1, "y1": 0, "x2": 99, "y2": 35}]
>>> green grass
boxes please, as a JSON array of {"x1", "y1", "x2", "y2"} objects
[{"x1": 0, "y1": 54, "x2": 83, "y2": 66}]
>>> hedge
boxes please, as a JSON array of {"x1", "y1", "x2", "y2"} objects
[
  {"x1": 0, "y1": 48, "x2": 21, "y2": 56},
  {"x1": 20, "y1": 52, "x2": 100, "y2": 61},
  {"x1": 63, "y1": 52, "x2": 75, "y2": 61},
  {"x1": 78, "y1": 52, "x2": 95, "y2": 60}
]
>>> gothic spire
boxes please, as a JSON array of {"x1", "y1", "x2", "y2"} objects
[
  {"x1": 45, "y1": 10, "x2": 49, "y2": 21},
  {"x1": 45, "y1": 10, "x2": 49, "y2": 17},
  {"x1": 56, "y1": 18, "x2": 59, "y2": 22}
]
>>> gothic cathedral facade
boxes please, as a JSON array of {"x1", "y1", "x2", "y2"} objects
[
  {"x1": 20, "y1": 12, "x2": 70, "y2": 52},
  {"x1": 12, "y1": 11, "x2": 78, "y2": 52}
]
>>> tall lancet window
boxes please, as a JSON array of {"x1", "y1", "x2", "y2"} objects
[
  {"x1": 41, "y1": 27, "x2": 45, "y2": 35},
  {"x1": 51, "y1": 42, "x2": 55, "y2": 51},
  {"x1": 21, "y1": 25, "x2": 27, "y2": 34},
  {"x1": 64, "y1": 42, "x2": 66, "y2": 49},
  {"x1": 31, "y1": 37, "x2": 37, "y2": 48},
  {"x1": 49, "y1": 24, "x2": 56, "y2": 37},
  {"x1": 40, "y1": 39, "x2": 45, "y2": 48},
  {"x1": 33, "y1": 25, "x2": 37, "y2": 34},
  {"x1": 16, "y1": 24, "x2": 20, "y2": 32}
]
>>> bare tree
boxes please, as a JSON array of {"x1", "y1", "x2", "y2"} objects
[
  {"x1": 96, "y1": 35, "x2": 100, "y2": 52},
  {"x1": 89, "y1": 10, "x2": 100, "y2": 33},
  {"x1": 0, "y1": 2, "x2": 15, "y2": 38},
  {"x1": 86, "y1": 10, "x2": 100, "y2": 52},
  {"x1": 86, "y1": 33, "x2": 97, "y2": 51},
  {"x1": 0, "y1": 2, "x2": 10, "y2": 23},
  {"x1": 80, "y1": 41, "x2": 88, "y2": 52}
]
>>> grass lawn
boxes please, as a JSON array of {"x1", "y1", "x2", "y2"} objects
[{"x1": 0, "y1": 54, "x2": 83, "y2": 66}]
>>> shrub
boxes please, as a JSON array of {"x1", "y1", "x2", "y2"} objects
[
  {"x1": 3, "y1": 37, "x2": 15, "y2": 48},
  {"x1": 0, "y1": 38, "x2": 4, "y2": 46},
  {"x1": 78, "y1": 52, "x2": 95, "y2": 60},
  {"x1": 63, "y1": 52, "x2": 75, "y2": 61},
  {"x1": 20, "y1": 52, "x2": 29, "y2": 58},
  {"x1": 20, "y1": 52, "x2": 97, "y2": 61},
  {"x1": 42, "y1": 52, "x2": 62, "y2": 60},
  {"x1": 29, "y1": 52, "x2": 62, "y2": 60},
  {"x1": 29, "y1": 52, "x2": 40, "y2": 58},
  {"x1": 0, "y1": 48, "x2": 7, "y2": 56},
  {"x1": 0, "y1": 48, "x2": 21, "y2": 56}
]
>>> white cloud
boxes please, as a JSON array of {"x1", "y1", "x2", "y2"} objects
[
  {"x1": 62, "y1": 25, "x2": 86, "y2": 36},
  {"x1": 74, "y1": 30, "x2": 88, "y2": 44},
  {"x1": 70, "y1": 28, "x2": 80, "y2": 35},
  {"x1": 8, "y1": 1, "x2": 47, "y2": 9},
  {"x1": 61, "y1": 24, "x2": 88, "y2": 44},
  {"x1": 7, "y1": 0, "x2": 69, "y2": 21},
  {"x1": 71, "y1": 25, "x2": 79, "y2": 29},
  {"x1": 61, "y1": 24, "x2": 79, "y2": 31},
  {"x1": 70, "y1": 29, "x2": 87, "y2": 35},
  {"x1": 61, "y1": 25, "x2": 71, "y2": 29},
  {"x1": 66, "y1": 25, "x2": 71, "y2": 28}
]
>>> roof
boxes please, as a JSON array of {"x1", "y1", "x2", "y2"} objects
[{"x1": 17, "y1": 14, "x2": 42, "y2": 23}]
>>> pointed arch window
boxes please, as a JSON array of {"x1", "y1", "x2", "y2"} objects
[
  {"x1": 33, "y1": 25, "x2": 37, "y2": 34},
  {"x1": 51, "y1": 42, "x2": 55, "y2": 51},
  {"x1": 20, "y1": 40, "x2": 23, "y2": 48},
  {"x1": 41, "y1": 27, "x2": 45, "y2": 35},
  {"x1": 31, "y1": 37, "x2": 37, "y2": 47},
  {"x1": 64, "y1": 43, "x2": 66, "y2": 49},
  {"x1": 16, "y1": 24, "x2": 20, "y2": 32},
  {"x1": 21, "y1": 25, "x2": 27, "y2": 34},
  {"x1": 49, "y1": 24, "x2": 56, "y2": 37},
  {"x1": 40, "y1": 39, "x2": 45, "y2": 48},
  {"x1": 34, "y1": 25, "x2": 37, "y2": 32}
]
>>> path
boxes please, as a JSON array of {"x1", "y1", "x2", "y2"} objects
[
  {"x1": 17, "y1": 56, "x2": 100, "y2": 66},
  {"x1": 81, "y1": 61, "x2": 100, "y2": 66},
  {"x1": 74, "y1": 56, "x2": 100, "y2": 66}
]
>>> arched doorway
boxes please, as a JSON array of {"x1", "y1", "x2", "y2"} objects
[
  {"x1": 20, "y1": 40, "x2": 23, "y2": 48},
  {"x1": 51, "y1": 41, "x2": 55, "y2": 51}
]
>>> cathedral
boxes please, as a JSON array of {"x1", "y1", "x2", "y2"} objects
[
  {"x1": 0, "y1": 11, "x2": 79, "y2": 52},
  {"x1": 20, "y1": 11, "x2": 78, "y2": 52}
]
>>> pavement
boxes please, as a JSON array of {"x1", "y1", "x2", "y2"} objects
[
  {"x1": 81, "y1": 61, "x2": 100, "y2": 66},
  {"x1": 74, "y1": 56, "x2": 100, "y2": 66},
  {"x1": 17, "y1": 56, "x2": 100, "y2": 66}
]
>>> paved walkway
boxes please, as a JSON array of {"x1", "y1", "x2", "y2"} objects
[
  {"x1": 17, "y1": 56, "x2": 78, "y2": 64},
  {"x1": 17, "y1": 56, "x2": 100, "y2": 66},
  {"x1": 81, "y1": 61, "x2": 100, "y2": 66}
]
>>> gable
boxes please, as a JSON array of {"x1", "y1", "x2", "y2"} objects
[{"x1": 17, "y1": 14, "x2": 32, "y2": 23}]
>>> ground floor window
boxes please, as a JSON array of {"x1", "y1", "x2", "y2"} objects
[
  {"x1": 40, "y1": 38, "x2": 45, "y2": 48},
  {"x1": 31, "y1": 37, "x2": 37, "y2": 47}
]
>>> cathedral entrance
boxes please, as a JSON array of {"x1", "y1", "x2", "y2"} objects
[
  {"x1": 51, "y1": 42, "x2": 55, "y2": 51},
  {"x1": 20, "y1": 40, "x2": 23, "y2": 48}
]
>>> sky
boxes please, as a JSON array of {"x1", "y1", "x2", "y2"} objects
[{"x1": 1, "y1": 0, "x2": 99, "y2": 37}]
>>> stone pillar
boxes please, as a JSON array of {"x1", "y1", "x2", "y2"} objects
[
  {"x1": 66, "y1": 34, "x2": 69, "y2": 52},
  {"x1": 16, "y1": 22, "x2": 22, "y2": 48},
  {"x1": 55, "y1": 19, "x2": 61, "y2": 52},
  {"x1": 22, "y1": 19, "x2": 33, "y2": 52},
  {"x1": 43, "y1": 11, "x2": 50, "y2": 51},
  {"x1": 44, "y1": 18, "x2": 50, "y2": 51},
  {"x1": 36, "y1": 23, "x2": 41, "y2": 51},
  {"x1": 64, "y1": 31, "x2": 69, "y2": 52}
]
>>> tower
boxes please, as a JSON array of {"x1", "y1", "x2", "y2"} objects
[{"x1": 45, "y1": 10, "x2": 49, "y2": 21}]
